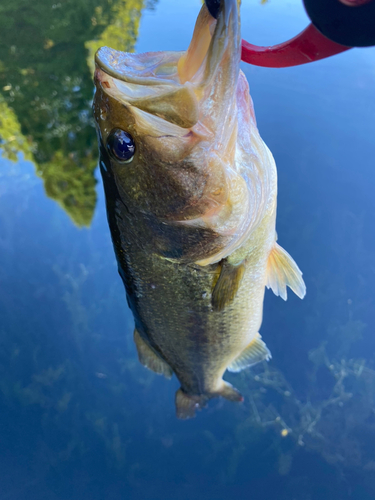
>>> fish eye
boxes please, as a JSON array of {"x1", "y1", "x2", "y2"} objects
[{"x1": 107, "y1": 128, "x2": 135, "y2": 163}]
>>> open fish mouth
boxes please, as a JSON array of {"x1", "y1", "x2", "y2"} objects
[{"x1": 94, "y1": 0, "x2": 241, "y2": 131}]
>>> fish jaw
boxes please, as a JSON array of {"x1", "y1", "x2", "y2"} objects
[
  {"x1": 92, "y1": 0, "x2": 266, "y2": 264},
  {"x1": 94, "y1": 0, "x2": 241, "y2": 133}
]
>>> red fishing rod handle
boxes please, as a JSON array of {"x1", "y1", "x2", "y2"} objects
[
  {"x1": 205, "y1": 0, "x2": 375, "y2": 67},
  {"x1": 240, "y1": 23, "x2": 350, "y2": 68}
]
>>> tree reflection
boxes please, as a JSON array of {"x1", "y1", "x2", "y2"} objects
[{"x1": 0, "y1": 0, "x2": 146, "y2": 226}]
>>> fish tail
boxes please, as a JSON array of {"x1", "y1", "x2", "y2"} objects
[
  {"x1": 175, "y1": 382, "x2": 243, "y2": 419},
  {"x1": 175, "y1": 389, "x2": 207, "y2": 419}
]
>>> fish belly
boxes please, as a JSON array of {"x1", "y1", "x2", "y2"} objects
[{"x1": 117, "y1": 206, "x2": 276, "y2": 397}]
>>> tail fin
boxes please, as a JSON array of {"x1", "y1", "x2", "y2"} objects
[
  {"x1": 175, "y1": 389, "x2": 207, "y2": 419},
  {"x1": 175, "y1": 381, "x2": 243, "y2": 419}
]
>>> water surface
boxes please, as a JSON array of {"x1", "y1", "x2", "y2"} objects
[{"x1": 1, "y1": 0, "x2": 375, "y2": 499}]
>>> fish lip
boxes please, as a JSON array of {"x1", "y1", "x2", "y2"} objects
[
  {"x1": 94, "y1": 47, "x2": 182, "y2": 86},
  {"x1": 180, "y1": 0, "x2": 241, "y2": 87}
]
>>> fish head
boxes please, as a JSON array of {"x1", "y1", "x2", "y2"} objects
[{"x1": 94, "y1": 0, "x2": 266, "y2": 263}]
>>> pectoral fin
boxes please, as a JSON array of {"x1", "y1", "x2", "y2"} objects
[
  {"x1": 266, "y1": 243, "x2": 306, "y2": 301},
  {"x1": 227, "y1": 333, "x2": 271, "y2": 372},
  {"x1": 134, "y1": 329, "x2": 173, "y2": 379},
  {"x1": 212, "y1": 260, "x2": 246, "y2": 311}
]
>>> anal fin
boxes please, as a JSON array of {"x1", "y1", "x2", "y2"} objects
[
  {"x1": 266, "y1": 243, "x2": 306, "y2": 301},
  {"x1": 227, "y1": 333, "x2": 271, "y2": 373},
  {"x1": 212, "y1": 260, "x2": 246, "y2": 311},
  {"x1": 134, "y1": 329, "x2": 173, "y2": 379}
]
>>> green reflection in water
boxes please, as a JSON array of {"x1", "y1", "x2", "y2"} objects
[
  {"x1": 0, "y1": 95, "x2": 35, "y2": 163},
  {"x1": 0, "y1": 0, "x2": 146, "y2": 226}
]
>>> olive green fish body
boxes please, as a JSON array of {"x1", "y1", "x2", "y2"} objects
[{"x1": 94, "y1": 0, "x2": 305, "y2": 418}]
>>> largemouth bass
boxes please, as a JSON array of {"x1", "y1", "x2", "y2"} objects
[{"x1": 93, "y1": 0, "x2": 306, "y2": 418}]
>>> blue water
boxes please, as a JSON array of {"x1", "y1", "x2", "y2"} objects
[{"x1": 1, "y1": 0, "x2": 375, "y2": 498}]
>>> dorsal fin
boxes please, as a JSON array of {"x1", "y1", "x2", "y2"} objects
[
  {"x1": 227, "y1": 333, "x2": 271, "y2": 373},
  {"x1": 266, "y1": 243, "x2": 306, "y2": 301},
  {"x1": 133, "y1": 329, "x2": 173, "y2": 379},
  {"x1": 211, "y1": 260, "x2": 246, "y2": 311}
]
